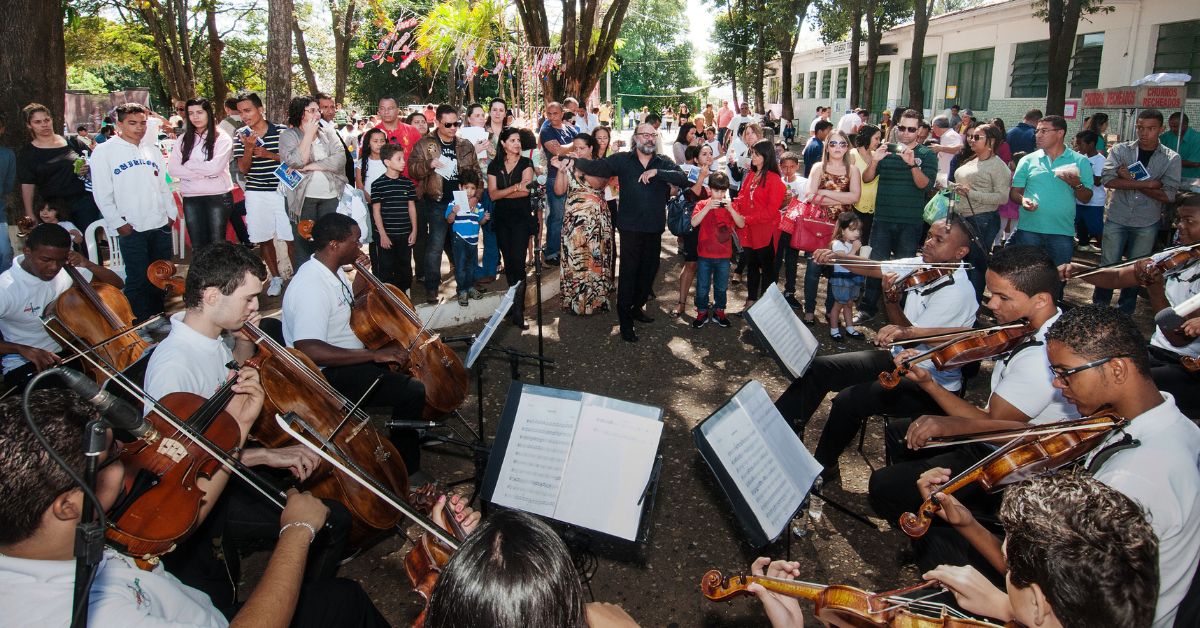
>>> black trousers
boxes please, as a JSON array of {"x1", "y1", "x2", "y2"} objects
[
  {"x1": 744, "y1": 244, "x2": 775, "y2": 301},
  {"x1": 1149, "y1": 345, "x2": 1200, "y2": 421},
  {"x1": 773, "y1": 232, "x2": 800, "y2": 295},
  {"x1": 494, "y1": 219, "x2": 532, "y2": 322},
  {"x1": 617, "y1": 229, "x2": 662, "y2": 333},
  {"x1": 868, "y1": 417, "x2": 1003, "y2": 574},
  {"x1": 371, "y1": 236, "x2": 414, "y2": 292},
  {"x1": 323, "y1": 362, "x2": 426, "y2": 472},
  {"x1": 774, "y1": 349, "x2": 942, "y2": 470},
  {"x1": 288, "y1": 577, "x2": 391, "y2": 627},
  {"x1": 162, "y1": 471, "x2": 353, "y2": 617}
]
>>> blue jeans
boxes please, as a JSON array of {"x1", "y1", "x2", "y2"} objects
[
  {"x1": 860, "y1": 220, "x2": 926, "y2": 316},
  {"x1": 451, "y1": 234, "x2": 477, "y2": 294},
  {"x1": 118, "y1": 224, "x2": 174, "y2": 322},
  {"x1": 695, "y1": 256, "x2": 731, "y2": 311},
  {"x1": 964, "y1": 211, "x2": 1001, "y2": 302},
  {"x1": 545, "y1": 177, "x2": 566, "y2": 261},
  {"x1": 1093, "y1": 222, "x2": 1158, "y2": 313},
  {"x1": 0, "y1": 220, "x2": 12, "y2": 273},
  {"x1": 803, "y1": 258, "x2": 832, "y2": 316},
  {"x1": 421, "y1": 199, "x2": 450, "y2": 294},
  {"x1": 475, "y1": 190, "x2": 500, "y2": 278}
]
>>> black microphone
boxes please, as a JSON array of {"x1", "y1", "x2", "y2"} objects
[
  {"x1": 440, "y1": 334, "x2": 476, "y2": 344},
  {"x1": 1155, "y1": 292, "x2": 1200, "y2": 331},
  {"x1": 384, "y1": 420, "x2": 443, "y2": 430},
  {"x1": 52, "y1": 367, "x2": 157, "y2": 440}
]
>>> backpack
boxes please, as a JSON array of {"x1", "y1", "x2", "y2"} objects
[{"x1": 666, "y1": 190, "x2": 694, "y2": 237}]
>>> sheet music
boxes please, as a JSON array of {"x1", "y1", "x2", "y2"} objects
[
  {"x1": 491, "y1": 388, "x2": 581, "y2": 517},
  {"x1": 554, "y1": 394, "x2": 664, "y2": 540},
  {"x1": 466, "y1": 282, "x2": 520, "y2": 368},
  {"x1": 698, "y1": 381, "x2": 820, "y2": 541},
  {"x1": 747, "y1": 284, "x2": 819, "y2": 378}
]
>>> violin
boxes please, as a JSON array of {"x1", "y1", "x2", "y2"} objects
[
  {"x1": 105, "y1": 361, "x2": 255, "y2": 566},
  {"x1": 1135, "y1": 242, "x2": 1200, "y2": 284},
  {"x1": 44, "y1": 263, "x2": 150, "y2": 383},
  {"x1": 297, "y1": 219, "x2": 468, "y2": 421},
  {"x1": 404, "y1": 485, "x2": 470, "y2": 628},
  {"x1": 147, "y1": 260, "x2": 413, "y2": 547},
  {"x1": 700, "y1": 570, "x2": 1005, "y2": 627},
  {"x1": 880, "y1": 321, "x2": 1034, "y2": 389},
  {"x1": 885, "y1": 267, "x2": 956, "y2": 303},
  {"x1": 16, "y1": 215, "x2": 36, "y2": 237},
  {"x1": 899, "y1": 411, "x2": 1126, "y2": 538},
  {"x1": 1182, "y1": 355, "x2": 1200, "y2": 373}
]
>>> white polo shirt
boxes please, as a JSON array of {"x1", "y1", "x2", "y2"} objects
[
  {"x1": 282, "y1": 259, "x2": 364, "y2": 353},
  {"x1": 986, "y1": 310, "x2": 1078, "y2": 425},
  {"x1": 1151, "y1": 268, "x2": 1200, "y2": 358},
  {"x1": 143, "y1": 312, "x2": 235, "y2": 413},
  {"x1": 0, "y1": 548, "x2": 227, "y2": 627},
  {"x1": 883, "y1": 256, "x2": 978, "y2": 391},
  {"x1": 0, "y1": 256, "x2": 92, "y2": 374},
  {"x1": 1084, "y1": 393, "x2": 1200, "y2": 628}
]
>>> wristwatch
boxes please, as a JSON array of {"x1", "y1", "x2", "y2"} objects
[
  {"x1": 909, "y1": 164, "x2": 919, "y2": 169},
  {"x1": 1072, "y1": 183, "x2": 1084, "y2": 190}
]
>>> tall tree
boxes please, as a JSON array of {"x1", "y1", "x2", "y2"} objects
[
  {"x1": 861, "y1": 0, "x2": 906, "y2": 111},
  {"x1": 203, "y1": 1, "x2": 228, "y2": 108},
  {"x1": 615, "y1": 0, "x2": 700, "y2": 113},
  {"x1": 906, "y1": 0, "x2": 934, "y2": 111},
  {"x1": 1, "y1": 0, "x2": 65, "y2": 148},
  {"x1": 293, "y1": 17, "x2": 321, "y2": 97},
  {"x1": 266, "y1": 0, "x2": 294, "y2": 121},
  {"x1": 133, "y1": 0, "x2": 197, "y2": 102},
  {"x1": 514, "y1": 0, "x2": 632, "y2": 101},
  {"x1": 1037, "y1": 0, "x2": 1113, "y2": 115},
  {"x1": 327, "y1": 0, "x2": 359, "y2": 104},
  {"x1": 811, "y1": 0, "x2": 862, "y2": 105},
  {"x1": 766, "y1": 0, "x2": 810, "y2": 120}
]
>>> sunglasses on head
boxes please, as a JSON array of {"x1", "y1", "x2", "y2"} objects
[{"x1": 897, "y1": 125, "x2": 919, "y2": 133}]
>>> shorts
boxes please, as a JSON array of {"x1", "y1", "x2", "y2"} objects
[
  {"x1": 244, "y1": 190, "x2": 293, "y2": 244},
  {"x1": 830, "y1": 272, "x2": 864, "y2": 303},
  {"x1": 679, "y1": 230, "x2": 699, "y2": 262}
]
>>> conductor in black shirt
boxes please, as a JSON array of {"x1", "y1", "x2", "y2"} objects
[{"x1": 580, "y1": 123, "x2": 689, "y2": 342}]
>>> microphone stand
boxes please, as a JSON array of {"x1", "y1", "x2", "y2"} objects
[
  {"x1": 527, "y1": 179, "x2": 549, "y2": 384},
  {"x1": 71, "y1": 418, "x2": 107, "y2": 628}
]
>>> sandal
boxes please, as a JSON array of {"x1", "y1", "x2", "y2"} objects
[{"x1": 669, "y1": 300, "x2": 686, "y2": 319}]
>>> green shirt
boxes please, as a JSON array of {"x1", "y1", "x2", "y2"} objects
[
  {"x1": 1012, "y1": 147, "x2": 1094, "y2": 237},
  {"x1": 1160, "y1": 128, "x2": 1200, "y2": 179},
  {"x1": 873, "y1": 145, "x2": 938, "y2": 225}
]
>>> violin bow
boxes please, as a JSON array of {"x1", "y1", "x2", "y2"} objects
[
  {"x1": 922, "y1": 412, "x2": 1125, "y2": 449},
  {"x1": 888, "y1": 321, "x2": 1028, "y2": 347},
  {"x1": 1072, "y1": 241, "x2": 1200, "y2": 279}
]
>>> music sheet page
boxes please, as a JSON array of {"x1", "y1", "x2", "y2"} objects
[
  {"x1": 490, "y1": 389, "x2": 581, "y2": 517},
  {"x1": 748, "y1": 285, "x2": 819, "y2": 378}
]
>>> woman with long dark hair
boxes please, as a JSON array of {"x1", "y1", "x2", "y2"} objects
[
  {"x1": 167, "y1": 97, "x2": 235, "y2": 251},
  {"x1": 279, "y1": 96, "x2": 349, "y2": 266},
  {"x1": 673, "y1": 122, "x2": 697, "y2": 164},
  {"x1": 734, "y1": 139, "x2": 786, "y2": 311},
  {"x1": 951, "y1": 122, "x2": 1010, "y2": 300},
  {"x1": 487, "y1": 127, "x2": 536, "y2": 328},
  {"x1": 16, "y1": 103, "x2": 101, "y2": 228},
  {"x1": 1082, "y1": 112, "x2": 1109, "y2": 153}
]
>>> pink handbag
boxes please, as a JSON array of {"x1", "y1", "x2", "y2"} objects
[{"x1": 790, "y1": 196, "x2": 835, "y2": 253}]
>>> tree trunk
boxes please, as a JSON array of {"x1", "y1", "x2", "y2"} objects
[
  {"x1": 0, "y1": 0, "x2": 64, "y2": 149},
  {"x1": 753, "y1": 0, "x2": 767, "y2": 112},
  {"x1": 517, "y1": 0, "x2": 630, "y2": 103},
  {"x1": 292, "y1": 17, "x2": 320, "y2": 97},
  {"x1": 908, "y1": 0, "x2": 933, "y2": 112},
  {"x1": 862, "y1": 1, "x2": 881, "y2": 113},
  {"x1": 1044, "y1": 0, "x2": 1081, "y2": 115},
  {"x1": 780, "y1": 51, "x2": 795, "y2": 121},
  {"x1": 328, "y1": 0, "x2": 356, "y2": 104},
  {"x1": 205, "y1": 2, "x2": 227, "y2": 108},
  {"x1": 138, "y1": 0, "x2": 196, "y2": 102},
  {"x1": 849, "y1": 4, "x2": 863, "y2": 107},
  {"x1": 266, "y1": 0, "x2": 294, "y2": 122}
]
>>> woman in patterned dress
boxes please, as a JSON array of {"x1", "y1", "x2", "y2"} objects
[{"x1": 551, "y1": 155, "x2": 614, "y2": 315}]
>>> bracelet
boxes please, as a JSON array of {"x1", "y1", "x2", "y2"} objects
[{"x1": 279, "y1": 521, "x2": 317, "y2": 544}]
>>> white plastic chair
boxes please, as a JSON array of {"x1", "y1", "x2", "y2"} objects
[
  {"x1": 83, "y1": 220, "x2": 126, "y2": 280},
  {"x1": 172, "y1": 191, "x2": 187, "y2": 259}
]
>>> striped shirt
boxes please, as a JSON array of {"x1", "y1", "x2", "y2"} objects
[
  {"x1": 232, "y1": 122, "x2": 282, "y2": 192},
  {"x1": 370, "y1": 173, "x2": 417, "y2": 237},
  {"x1": 446, "y1": 201, "x2": 484, "y2": 245}
]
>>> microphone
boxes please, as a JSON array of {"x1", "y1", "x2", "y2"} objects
[
  {"x1": 439, "y1": 334, "x2": 476, "y2": 344},
  {"x1": 1154, "y1": 291, "x2": 1200, "y2": 331},
  {"x1": 52, "y1": 367, "x2": 157, "y2": 440},
  {"x1": 384, "y1": 420, "x2": 443, "y2": 430}
]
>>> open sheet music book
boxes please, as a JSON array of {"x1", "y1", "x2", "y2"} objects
[
  {"x1": 692, "y1": 380, "x2": 822, "y2": 547},
  {"x1": 743, "y1": 283, "x2": 820, "y2": 379},
  {"x1": 482, "y1": 382, "x2": 664, "y2": 542}
]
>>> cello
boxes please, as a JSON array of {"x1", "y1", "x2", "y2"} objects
[
  {"x1": 297, "y1": 219, "x2": 468, "y2": 421},
  {"x1": 43, "y1": 262, "x2": 150, "y2": 383},
  {"x1": 146, "y1": 260, "x2": 413, "y2": 547}
]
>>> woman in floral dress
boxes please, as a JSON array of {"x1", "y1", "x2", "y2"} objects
[{"x1": 552, "y1": 156, "x2": 614, "y2": 314}]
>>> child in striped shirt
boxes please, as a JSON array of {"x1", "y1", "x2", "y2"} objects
[{"x1": 445, "y1": 170, "x2": 490, "y2": 306}]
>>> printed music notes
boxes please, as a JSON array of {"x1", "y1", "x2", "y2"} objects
[{"x1": 743, "y1": 284, "x2": 819, "y2": 379}]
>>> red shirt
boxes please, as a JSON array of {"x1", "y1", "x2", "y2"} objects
[
  {"x1": 735, "y1": 170, "x2": 785, "y2": 250},
  {"x1": 717, "y1": 107, "x2": 734, "y2": 129},
  {"x1": 375, "y1": 121, "x2": 423, "y2": 178},
  {"x1": 693, "y1": 198, "x2": 736, "y2": 259}
]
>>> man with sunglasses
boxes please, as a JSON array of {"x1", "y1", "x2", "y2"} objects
[
  {"x1": 917, "y1": 305, "x2": 1200, "y2": 627},
  {"x1": 409, "y1": 105, "x2": 483, "y2": 302},
  {"x1": 855, "y1": 109, "x2": 939, "y2": 324}
]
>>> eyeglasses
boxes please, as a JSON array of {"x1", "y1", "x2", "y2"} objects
[
  {"x1": 1035, "y1": 128, "x2": 1064, "y2": 134},
  {"x1": 827, "y1": 140, "x2": 849, "y2": 147},
  {"x1": 896, "y1": 125, "x2": 919, "y2": 133},
  {"x1": 1050, "y1": 355, "x2": 1126, "y2": 385},
  {"x1": 443, "y1": 121, "x2": 462, "y2": 128},
  {"x1": 968, "y1": 134, "x2": 987, "y2": 141},
  {"x1": 635, "y1": 132, "x2": 655, "y2": 138}
]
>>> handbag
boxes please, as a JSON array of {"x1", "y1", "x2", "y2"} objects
[
  {"x1": 923, "y1": 189, "x2": 958, "y2": 224},
  {"x1": 666, "y1": 190, "x2": 694, "y2": 237},
  {"x1": 778, "y1": 197, "x2": 804, "y2": 235},
  {"x1": 790, "y1": 195, "x2": 836, "y2": 253}
]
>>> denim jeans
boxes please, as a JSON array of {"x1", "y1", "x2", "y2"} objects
[
  {"x1": 1093, "y1": 222, "x2": 1158, "y2": 313},
  {"x1": 292, "y1": 196, "x2": 340, "y2": 267},
  {"x1": 181, "y1": 192, "x2": 233, "y2": 253},
  {"x1": 803, "y1": 258, "x2": 832, "y2": 315},
  {"x1": 118, "y1": 224, "x2": 174, "y2": 322},
  {"x1": 860, "y1": 220, "x2": 926, "y2": 316},
  {"x1": 964, "y1": 211, "x2": 1001, "y2": 302},
  {"x1": 1009, "y1": 230, "x2": 1075, "y2": 301},
  {"x1": 545, "y1": 178, "x2": 566, "y2": 261},
  {"x1": 421, "y1": 199, "x2": 450, "y2": 294},
  {"x1": 475, "y1": 191, "x2": 500, "y2": 278},
  {"x1": 695, "y1": 256, "x2": 731, "y2": 311},
  {"x1": 0, "y1": 220, "x2": 12, "y2": 273},
  {"x1": 451, "y1": 234, "x2": 478, "y2": 294}
]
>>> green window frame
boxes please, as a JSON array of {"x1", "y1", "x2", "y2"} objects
[
  {"x1": 1154, "y1": 20, "x2": 1200, "y2": 98},
  {"x1": 837, "y1": 67, "x2": 848, "y2": 99},
  {"x1": 945, "y1": 47, "x2": 993, "y2": 110},
  {"x1": 1069, "y1": 32, "x2": 1104, "y2": 98},
  {"x1": 821, "y1": 70, "x2": 831, "y2": 99},
  {"x1": 900, "y1": 56, "x2": 936, "y2": 109},
  {"x1": 1011, "y1": 40, "x2": 1049, "y2": 98},
  {"x1": 856, "y1": 63, "x2": 890, "y2": 115},
  {"x1": 808, "y1": 72, "x2": 818, "y2": 99}
]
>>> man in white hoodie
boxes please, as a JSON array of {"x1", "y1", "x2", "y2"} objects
[{"x1": 89, "y1": 103, "x2": 174, "y2": 326}]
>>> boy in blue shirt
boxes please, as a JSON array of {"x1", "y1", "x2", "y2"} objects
[{"x1": 445, "y1": 170, "x2": 490, "y2": 306}]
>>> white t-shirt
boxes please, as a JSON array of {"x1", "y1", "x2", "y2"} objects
[
  {"x1": 362, "y1": 158, "x2": 386, "y2": 195},
  {"x1": 1083, "y1": 152, "x2": 1107, "y2": 207},
  {"x1": 0, "y1": 548, "x2": 227, "y2": 628},
  {"x1": 986, "y1": 311, "x2": 1078, "y2": 424},
  {"x1": 727, "y1": 115, "x2": 758, "y2": 138},
  {"x1": 0, "y1": 256, "x2": 92, "y2": 374},
  {"x1": 144, "y1": 312, "x2": 235, "y2": 413},
  {"x1": 882, "y1": 256, "x2": 978, "y2": 391},
  {"x1": 782, "y1": 174, "x2": 807, "y2": 198},
  {"x1": 836, "y1": 112, "x2": 862, "y2": 136},
  {"x1": 831, "y1": 239, "x2": 856, "y2": 273},
  {"x1": 1084, "y1": 393, "x2": 1200, "y2": 628},
  {"x1": 935, "y1": 129, "x2": 963, "y2": 176},
  {"x1": 283, "y1": 259, "x2": 364, "y2": 353},
  {"x1": 809, "y1": 116, "x2": 822, "y2": 133},
  {"x1": 1151, "y1": 266, "x2": 1200, "y2": 358}
]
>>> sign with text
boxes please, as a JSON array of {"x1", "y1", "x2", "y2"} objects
[
  {"x1": 823, "y1": 41, "x2": 866, "y2": 64},
  {"x1": 1081, "y1": 85, "x2": 1186, "y2": 110}
]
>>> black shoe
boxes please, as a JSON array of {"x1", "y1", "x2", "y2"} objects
[
  {"x1": 511, "y1": 317, "x2": 529, "y2": 330},
  {"x1": 830, "y1": 329, "x2": 845, "y2": 342},
  {"x1": 714, "y1": 310, "x2": 731, "y2": 328},
  {"x1": 818, "y1": 465, "x2": 841, "y2": 486},
  {"x1": 785, "y1": 294, "x2": 803, "y2": 309},
  {"x1": 632, "y1": 309, "x2": 655, "y2": 323},
  {"x1": 620, "y1": 329, "x2": 639, "y2": 342},
  {"x1": 691, "y1": 311, "x2": 708, "y2": 329}
]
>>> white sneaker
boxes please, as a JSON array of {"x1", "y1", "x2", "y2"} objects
[{"x1": 267, "y1": 276, "x2": 283, "y2": 297}]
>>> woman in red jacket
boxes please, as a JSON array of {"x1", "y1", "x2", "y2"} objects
[{"x1": 735, "y1": 139, "x2": 786, "y2": 311}]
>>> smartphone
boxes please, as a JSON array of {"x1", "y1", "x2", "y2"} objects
[{"x1": 886, "y1": 143, "x2": 903, "y2": 154}]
